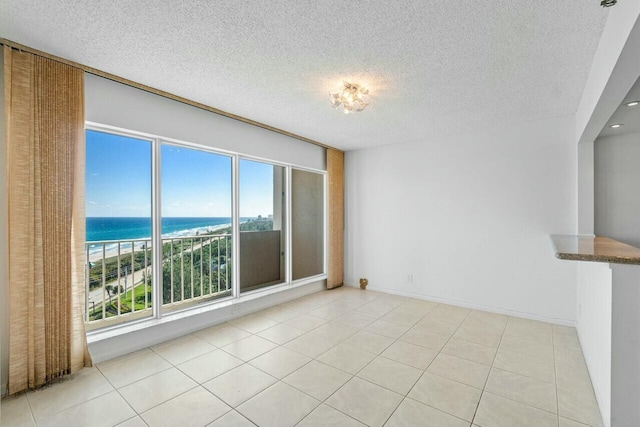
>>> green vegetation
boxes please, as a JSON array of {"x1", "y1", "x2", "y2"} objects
[{"x1": 87, "y1": 220, "x2": 274, "y2": 322}]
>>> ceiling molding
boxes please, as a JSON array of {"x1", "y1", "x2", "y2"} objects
[{"x1": 0, "y1": 38, "x2": 340, "y2": 153}]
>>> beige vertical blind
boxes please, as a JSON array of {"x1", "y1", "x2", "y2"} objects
[
  {"x1": 327, "y1": 149, "x2": 344, "y2": 289},
  {"x1": 5, "y1": 46, "x2": 91, "y2": 395}
]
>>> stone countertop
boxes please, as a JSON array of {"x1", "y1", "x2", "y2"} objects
[{"x1": 551, "y1": 235, "x2": 640, "y2": 265}]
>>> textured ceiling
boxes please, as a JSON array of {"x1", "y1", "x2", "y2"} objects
[
  {"x1": 1, "y1": 1, "x2": 608, "y2": 151},
  {"x1": 598, "y1": 75, "x2": 640, "y2": 139}
]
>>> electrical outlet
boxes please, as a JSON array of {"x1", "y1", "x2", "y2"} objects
[
  {"x1": 407, "y1": 274, "x2": 414, "y2": 283},
  {"x1": 232, "y1": 305, "x2": 241, "y2": 314}
]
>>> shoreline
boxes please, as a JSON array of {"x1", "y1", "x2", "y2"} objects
[{"x1": 88, "y1": 223, "x2": 232, "y2": 263}]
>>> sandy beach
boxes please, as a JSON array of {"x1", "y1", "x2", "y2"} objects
[{"x1": 87, "y1": 223, "x2": 231, "y2": 263}]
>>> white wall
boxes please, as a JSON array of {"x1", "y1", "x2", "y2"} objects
[
  {"x1": 576, "y1": 262, "x2": 612, "y2": 427},
  {"x1": 0, "y1": 48, "x2": 9, "y2": 397},
  {"x1": 578, "y1": 141, "x2": 595, "y2": 235},
  {"x1": 595, "y1": 132, "x2": 640, "y2": 248},
  {"x1": 345, "y1": 115, "x2": 578, "y2": 323},
  {"x1": 85, "y1": 74, "x2": 326, "y2": 171}
]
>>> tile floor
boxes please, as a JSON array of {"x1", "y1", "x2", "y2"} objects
[{"x1": 1, "y1": 287, "x2": 603, "y2": 427}]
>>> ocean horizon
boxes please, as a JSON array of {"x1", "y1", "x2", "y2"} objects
[{"x1": 86, "y1": 217, "x2": 251, "y2": 242}]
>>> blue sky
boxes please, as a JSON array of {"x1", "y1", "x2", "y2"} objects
[{"x1": 86, "y1": 130, "x2": 274, "y2": 217}]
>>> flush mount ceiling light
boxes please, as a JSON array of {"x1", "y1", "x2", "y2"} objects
[
  {"x1": 330, "y1": 82, "x2": 370, "y2": 114},
  {"x1": 625, "y1": 101, "x2": 639, "y2": 107},
  {"x1": 610, "y1": 124, "x2": 623, "y2": 128}
]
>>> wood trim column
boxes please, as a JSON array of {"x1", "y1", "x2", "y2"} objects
[{"x1": 327, "y1": 149, "x2": 344, "y2": 289}]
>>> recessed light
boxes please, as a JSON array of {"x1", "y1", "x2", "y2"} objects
[
  {"x1": 610, "y1": 124, "x2": 623, "y2": 128},
  {"x1": 625, "y1": 101, "x2": 639, "y2": 107}
]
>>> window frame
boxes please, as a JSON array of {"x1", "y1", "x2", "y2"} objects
[{"x1": 84, "y1": 122, "x2": 327, "y2": 335}]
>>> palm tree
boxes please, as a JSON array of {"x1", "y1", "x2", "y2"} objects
[{"x1": 105, "y1": 284, "x2": 114, "y2": 305}]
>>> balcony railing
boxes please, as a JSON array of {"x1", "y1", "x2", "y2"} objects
[{"x1": 85, "y1": 233, "x2": 232, "y2": 328}]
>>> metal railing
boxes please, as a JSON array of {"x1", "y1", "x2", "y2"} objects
[{"x1": 85, "y1": 234, "x2": 232, "y2": 328}]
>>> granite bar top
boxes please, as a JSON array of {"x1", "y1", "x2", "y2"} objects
[{"x1": 551, "y1": 235, "x2": 640, "y2": 265}]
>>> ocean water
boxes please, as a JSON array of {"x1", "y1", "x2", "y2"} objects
[{"x1": 86, "y1": 217, "x2": 239, "y2": 242}]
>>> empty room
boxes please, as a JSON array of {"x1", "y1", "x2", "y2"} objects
[{"x1": 1, "y1": 1, "x2": 640, "y2": 426}]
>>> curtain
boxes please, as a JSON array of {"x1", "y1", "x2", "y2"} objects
[
  {"x1": 5, "y1": 46, "x2": 91, "y2": 395},
  {"x1": 327, "y1": 149, "x2": 344, "y2": 289}
]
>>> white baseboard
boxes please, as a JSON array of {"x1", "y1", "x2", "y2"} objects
[
  {"x1": 345, "y1": 282, "x2": 576, "y2": 327},
  {"x1": 89, "y1": 280, "x2": 325, "y2": 364}
]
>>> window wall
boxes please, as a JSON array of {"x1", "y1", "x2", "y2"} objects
[{"x1": 84, "y1": 125, "x2": 325, "y2": 329}]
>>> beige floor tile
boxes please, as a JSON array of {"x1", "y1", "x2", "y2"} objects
[
  {"x1": 453, "y1": 321, "x2": 504, "y2": 348},
  {"x1": 203, "y1": 363, "x2": 276, "y2": 407},
  {"x1": 98, "y1": 350, "x2": 172, "y2": 388},
  {"x1": 416, "y1": 317, "x2": 462, "y2": 337},
  {"x1": 11, "y1": 289, "x2": 605, "y2": 427},
  {"x1": 177, "y1": 349, "x2": 244, "y2": 383},
  {"x1": 115, "y1": 416, "x2": 148, "y2": 427},
  {"x1": 313, "y1": 321, "x2": 361, "y2": 341},
  {"x1": 380, "y1": 308, "x2": 425, "y2": 326},
  {"x1": 194, "y1": 324, "x2": 251, "y2": 347},
  {"x1": 382, "y1": 340, "x2": 437, "y2": 370},
  {"x1": 555, "y1": 349, "x2": 593, "y2": 394},
  {"x1": 151, "y1": 334, "x2": 216, "y2": 365},
  {"x1": 282, "y1": 360, "x2": 352, "y2": 401},
  {"x1": 427, "y1": 353, "x2": 489, "y2": 389},
  {"x1": 326, "y1": 377, "x2": 403, "y2": 427},
  {"x1": 119, "y1": 368, "x2": 197, "y2": 413},
  {"x1": 317, "y1": 342, "x2": 377, "y2": 374},
  {"x1": 558, "y1": 416, "x2": 590, "y2": 427},
  {"x1": 237, "y1": 382, "x2": 319, "y2": 427},
  {"x1": 365, "y1": 319, "x2": 412, "y2": 339},
  {"x1": 26, "y1": 367, "x2": 113, "y2": 420},
  {"x1": 206, "y1": 410, "x2": 255, "y2": 427},
  {"x1": 485, "y1": 368, "x2": 557, "y2": 413},
  {"x1": 335, "y1": 311, "x2": 378, "y2": 329},
  {"x1": 1, "y1": 394, "x2": 36, "y2": 427},
  {"x1": 357, "y1": 356, "x2": 422, "y2": 395},
  {"x1": 408, "y1": 372, "x2": 481, "y2": 422},
  {"x1": 553, "y1": 325, "x2": 579, "y2": 337},
  {"x1": 221, "y1": 335, "x2": 278, "y2": 361},
  {"x1": 354, "y1": 300, "x2": 397, "y2": 317},
  {"x1": 442, "y1": 338, "x2": 497, "y2": 366},
  {"x1": 385, "y1": 397, "x2": 470, "y2": 427},
  {"x1": 427, "y1": 304, "x2": 470, "y2": 325},
  {"x1": 282, "y1": 314, "x2": 327, "y2": 331},
  {"x1": 557, "y1": 386, "x2": 603, "y2": 427},
  {"x1": 249, "y1": 346, "x2": 311, "y2": 379},
  {"x1": 343, "y1": 330, "x2": 395, "y2": 354},
  {"x1": 297, "y1": 404, "x2": 366, "y2": 427},
  {"x1": 398, "y1": 300, "x2": 438, "y2": 316},
  {"x1": 466, "y1": 310, "x2": 508, "y2": 329},
  {"x1": 256, "y1": 323, "x2": 306, "y2": 345},
  {"x1": 284, "y1": 331, "x2": 341, "y2": 358},
  {"x1": 307, "y1": 303, "x2": 350, "y2": 320},
  {"x1": 493, "y1": 340, "x2": 556, "y2": 383},
  {"x1": 503, "y1": 317, "x2": 553, "y2": 346},
  {"x1": 553, "y1": 330, "x2": 582, "y2": 354},
  {"x1": 257, "y1": 306, "x2": 300, "y2": 322},
  {"x1": 399, "y1": 325, "x2": 450, "y2": 351},
  {"x1": 474, "y1": 392, "x2": 558, "y2": 427},
  {"x1": 38, "y1": 391, "x2": 135, "y2": 427},
  {"x1": 229, "y1": 314, "x2": 279, "y2": 334},
  {"x1": 141, "y1": 387, "x2": 230, "y2": 427}
]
